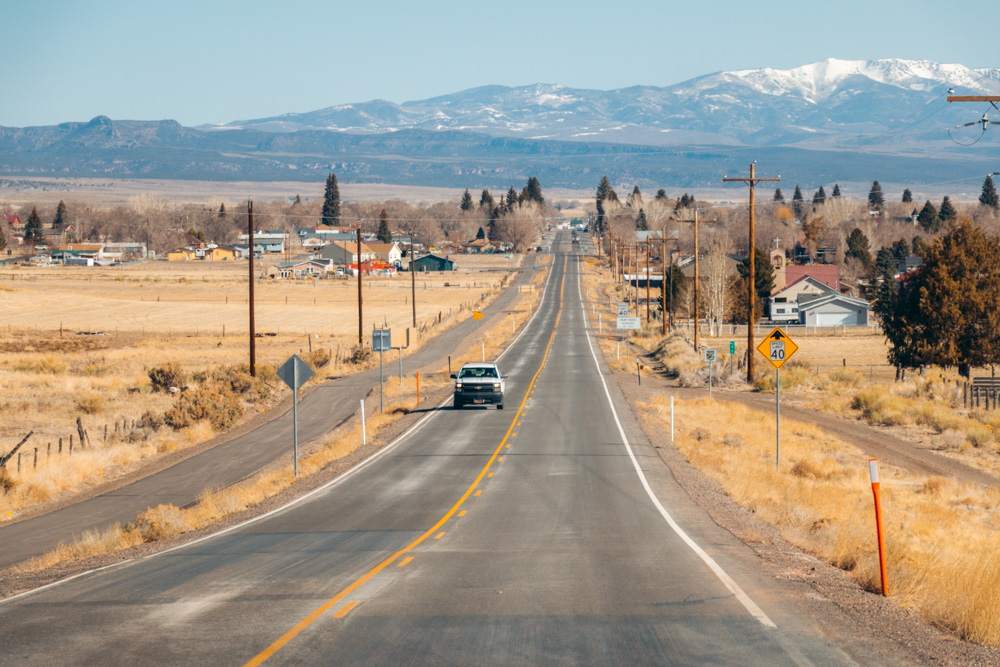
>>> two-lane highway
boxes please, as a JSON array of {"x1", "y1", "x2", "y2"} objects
[{"x1": 0, "y1": 233, "x2": 858, "y2": 665}]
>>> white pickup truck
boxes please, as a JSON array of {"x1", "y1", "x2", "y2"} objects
[{"x1": 451, "y1": 362, "x2": 506, "y2": 409}]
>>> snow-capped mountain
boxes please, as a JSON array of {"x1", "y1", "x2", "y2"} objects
[{"x1": 212, "y1": 58, "x2": 1000, "y2": 151}]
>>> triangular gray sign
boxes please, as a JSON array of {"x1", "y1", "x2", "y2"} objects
[{"x1": 277, "y1": 354, "x2": 314, "y2": 390}]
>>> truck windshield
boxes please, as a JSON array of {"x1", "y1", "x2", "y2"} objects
[{"x1": 459, "y1": 368, "x2": 497, "y2": 378}]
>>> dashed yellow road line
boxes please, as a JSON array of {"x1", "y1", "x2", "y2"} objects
[
  {"x1": 487, "y1": 472, "x2": 493, "y2": 478},
  {"x1": 243, "y1": 252, "x2": 565, "y2": 667},
  {"x1": 434, "y1": 532, "x2": 446, "y2": 539},
  {"x1": 458, "y1": 510, "x2": 466, "y2": 517},
  {"x1": 332, "y1": 601, "x2": 358, "y2": 619},
  {"x1": 397, "y1": 557, "x2": 413, "y2": 568}
]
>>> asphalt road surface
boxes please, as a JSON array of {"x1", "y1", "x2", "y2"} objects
[
  {"x1": 0, "y1": 234, "x2": 859, "y2": 665},
  {"x1": 0, "y1": 256, "x2": 535, "y2": 570}
]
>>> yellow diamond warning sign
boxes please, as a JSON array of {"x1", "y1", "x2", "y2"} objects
[{"x1": 756, "y1": 327, "x2": 798, "y2": 369}]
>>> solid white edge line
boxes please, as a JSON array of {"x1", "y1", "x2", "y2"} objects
[
  {"x1": 575, "y1": 258, "x2": 777, "y2": 629},
  {"x1": 1, "y1": 246, "x2": 557, "y2": 606}
]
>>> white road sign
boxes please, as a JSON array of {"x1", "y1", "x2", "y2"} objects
[
  {"x1": 703, "y1": 349, "x2": 717, "y2": 363},
  {"x1": 617, "y1": 316, "x2": 641, "y2": 330},
  {"x1": 617, "y1": 302, "x2": 629, "y2": 316}
]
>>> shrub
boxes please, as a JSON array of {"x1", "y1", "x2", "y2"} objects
[
  {"x1": 148, "y1": 363, "x2": 187, "y2": 392},
  {"x1": 305, "y1": 348, "x2": 331, "y2": 371},
  {"x1": 0, "y1": 468, "x2": 15, "y2": 493},
  {"x1": 75, "y1": 392, "x2": 105, "y2": 415},
  {"x1": 137, "y1": 410, "x2": 164, "y2": 430},
  {"x1": 163, "y1": 381, "x2": 243, "y2": 430},
  {"x1": 348, "y1": 345, "x2": 372, "y2": 365}
]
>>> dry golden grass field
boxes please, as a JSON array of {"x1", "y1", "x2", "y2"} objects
[{"x1": 0, "y1": 254, "x2": 522, "y2": 519}]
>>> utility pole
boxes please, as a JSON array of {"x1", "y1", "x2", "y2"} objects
[
  {"x1": 723, "y1": 164, "x2": 780, "y2": 383},
  {"x1": 357, "y1": 226, "x2": 364, "y2": 345},
  {"x1": 248, "y1": 198, "x2": 256, "y2": 377},
  {"x1": 661, "y1": 235, "x2": 668, "y2": 336},
  {"x1": 410, "y1": 230, "x2": 417, "y2": 328},
  {"x1": 676, "y1": 210, "x2": 718, "y2": 349},
  {"x1": 645, "y1": 240, "x2": 651, "y2": 321}
]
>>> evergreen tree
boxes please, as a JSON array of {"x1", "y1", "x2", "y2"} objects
[
  {"x1": 460, "y1": 189, "x2": 474, "y2": 211},
  {"x1": 0, "y1": 224, "x2": 6, "y2": 252},
  {"x1": 845, "y1": 227, "x2": 872, "y2": 268},
  {"x1": 812, "y1": 186, "x2": 826, "y2": 205},
  {"x1": 655, "y1": 189, "x2": 668, "y2": 201},
  {"x1": 903, "y1": 221, "x2": 1000, "y2": 377},
  {"x1": 868, "y1": 181, "x2": 885, "y2": 209},
  {"x1": 890, "y1": 238, "x2": 911, "y2": 261},
  {"x1": 218, "y1": 202, "x2": 227, "y2": 219},
  {"x1": 872, "y1": 247, "x2": 897, "y2": 280},
  {"x1": 186, "y1": 226, "x2": 206, "y2": 242},
  {"x1": 480, "y1": 189, "x2": 495, "y2": 210},
  {"x1": 980, "y1": 175, "x2": 999, "y2": 210},
  {"x1": 595, "y1": 176, "x2": 617, "y2": 232},
  {"x1": 902, "y1": 188, "x2": 913, "y2": 203},
  {"x1": 25, "y1": 206, "x2": 44, "y2": 245},
  {"x1": 506, "y1": 186, "x2": 519, "y2": 213},
  {"x1": 912, "y1": 235, "x2": 928, "y2": 257},
  {"x1": 636, "y1": 209, "x2": 648, "y2": 231},
  {"x1": 733, "y1": 248, "x2": 775, "y2": 321},
  {"x1": 377, "y1": 209, "x2": 392, "y2": 243},
  {"x1": 476, "y1": 226, "x2": 486, "y2": 240},
  {"x1": 832, "y1": 184, "x2": 842, "y2": 198},
  {"x1": 939, "y1": 196, "x2": 958, "y2": 224},
  {"x1": 321, "y1": 173, "x2": 341, "y2": 226},
  {"x1": 917, "y1": 200, "x2": 940, "y2": 232},
  {"x1": 523, "y1": 176, "x2": 544, "y2": 205},
  {"x1": 773, "y1": 188, "x2": 785, "y2": 202},
  {"x1": 53, "y1": 200, "x2": 67, "y2": 229},
  {"x1": 791, "y1": 185, "x2": 804, "y2": 217}
]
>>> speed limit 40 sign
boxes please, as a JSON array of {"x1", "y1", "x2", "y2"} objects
[{"x1": 756, "y1": 327, "x2": 798, "y2": 369}]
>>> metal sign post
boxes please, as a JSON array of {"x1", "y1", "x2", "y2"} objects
[
  {"x1": 276, "y1": 354, "x2": 315, "y2": 478},
  {"x1": 756, "y1": 327, "x2": 798, "y2": 469},
  {"x1": 704, "y1": 349, "x2": 717, "y2": 396},
  {"x1": 373, "y1": 329, "x2": 391, "y2": 413}
]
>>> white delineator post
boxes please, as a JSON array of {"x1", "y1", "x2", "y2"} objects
[
  {"x1": 670, "y1": 395, "x2": 675, "y2": 442},
  {"x1": 360, "y1": 398, "x2": 366, "y2": 446}
]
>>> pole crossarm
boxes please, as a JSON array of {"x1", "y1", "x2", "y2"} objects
[
  {"x1": 947, "y1": 96, "x2": 1000, "y2": 102},
  {"x1": 722, "y1": 164, "x2": 780, "y2": 384}
]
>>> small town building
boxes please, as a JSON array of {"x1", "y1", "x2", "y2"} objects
[{"x1": 410, "y1": 253, "x2": 456, "y2": 272}]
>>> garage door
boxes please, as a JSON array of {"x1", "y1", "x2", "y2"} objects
[{"x1": 815, "y1": 312, "x2": 858, "y2": 326}]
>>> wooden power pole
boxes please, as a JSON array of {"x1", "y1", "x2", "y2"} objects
[
  {"x1": 723, "y1": 164, "x2": 780, "y2": 383},
  {"x1": 357, "y1": 226, "x2": 364, "y2": 345},
  {"x1": 248, "y1": 199, "x2": 256, "y2": 377},
  {"x1": 676, "y1": 210, "x2": 718, "y2": 349}
]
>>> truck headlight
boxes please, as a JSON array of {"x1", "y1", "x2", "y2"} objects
[
  {"x1": 493, "y1": 382, "x2": 501, "y2": 389},
  {"x1": 455, "y1": 382, "x2": 462, "y2": 389}
]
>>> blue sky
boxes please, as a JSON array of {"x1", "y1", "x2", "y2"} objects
[{"x1": 2, "y1": 0, "x2": 996, "y2": 128}]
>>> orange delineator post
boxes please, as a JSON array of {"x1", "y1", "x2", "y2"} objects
[
  {"x1": 869, "y1": 458, "x2": 889, "y2": 596},
  {"x1": 416, "y1": 371, "x2": 420, "y2": 405}
]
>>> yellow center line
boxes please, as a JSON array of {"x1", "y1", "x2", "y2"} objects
[
  {"x1": 397, "y1": 556, "x2": 414, "y2": 567},
  {"x1": 244, "y1": 249, "x2": 564, "y2": 667},
  {"x1": 458, "y1": 510, "x2": 466, "y2": 517},
  {"x1": 332, "y1": 601, "x2": 358, "y2": 619},
  {"x1": 434, "y1": 532, "x2": 446, "y2": 539},
  {"x1": 487, "y1": 472, "x2": 493, "y2": 478}
]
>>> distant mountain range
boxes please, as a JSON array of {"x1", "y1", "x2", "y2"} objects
[{"x1": 1, "y1": 59, "x2": 998, "y2": 191}]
